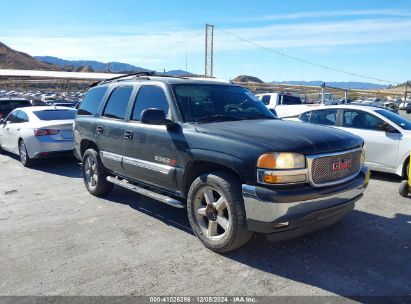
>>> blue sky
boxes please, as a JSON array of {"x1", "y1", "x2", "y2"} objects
[{"x1": 1, "y1": 0, "x2": 411, "y2": 84}]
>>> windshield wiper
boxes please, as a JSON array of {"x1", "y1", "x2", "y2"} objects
[{"x1": 193, "y1": 115, "x2": 244, "y2": 123}]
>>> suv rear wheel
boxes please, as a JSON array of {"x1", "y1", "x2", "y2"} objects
[
  {"x1": 187, "y1": 172, "x2": 252, "y2": 252},
  {"x1": 82, "y1": 148, "x2": 113, "y2": 196}
]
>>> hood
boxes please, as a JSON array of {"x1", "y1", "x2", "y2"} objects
[{"x1": 194, "y1": 119, "x2": 362, "y2": 155}]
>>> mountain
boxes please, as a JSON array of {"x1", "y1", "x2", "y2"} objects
[
  {"x1": 35, "y1": 55, "x2": 195, "y2": 76},
  {"x1": 0, "y1": 42, "x2": 60, "y2": 70},
  {"x1": 233, "y1": 75, "x2": 263, "y2": 83},
  {"x1": 35, "y1": 56, "x2": 150, "y2": 73},
  {"x1": 270, "y1": 80, "x2": 389, "y2": 90}
]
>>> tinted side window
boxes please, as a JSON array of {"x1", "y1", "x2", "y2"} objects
[
  {"x1": 299, "y1": 111, "x2": 312, "y2": 123},
  {"x1": 78, "y1": 86, "x2": 108, "y2": 116},
  {"x1": 282, "y1": 95, "x2": 302, "y2": 105},
  {"x1": 261, "y1": 95, "x2": 270, "y2": 105},
  {"x1": 103, "y1": 86, "x2": 133, "y2": 120},
  {"x1": 132, "y1": 86, "x2": 170, "y2": 121},
  {"x1": 6, "y1": 112, "x2": 17, "y2": 123},
  {"x1": 310, "y1": 109, "x2": 338, "y2": 126},
  {"x1": 343, "y1": 110, "x2": 384, "y2": 130},
  {"x1": 15, "y1": 111, "x2": 29, "y2": 123}
]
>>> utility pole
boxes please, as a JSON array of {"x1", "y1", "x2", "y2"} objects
[{"x1": 205, "y1": 24, "x2": 214, "y2": 77}]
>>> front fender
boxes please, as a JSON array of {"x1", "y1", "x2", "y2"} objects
[{"x1": 183, "y1": 148, "x2": 256, "y2": 183}]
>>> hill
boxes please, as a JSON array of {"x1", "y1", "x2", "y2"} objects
[
  {"x1": 0, "y1": 42, "x2": 60, "y2": 70},
  {"x1": 233, "y1": 75, "x2": 263, "y2": 83},
  {"x1": 36, "y1": 56, "x2": 152, "y2": 73},
  {"x1": 35, "y1": 55, "x2": 194, "y2": 76}
]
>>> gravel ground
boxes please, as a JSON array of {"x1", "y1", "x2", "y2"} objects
[{"x1": 0, "y1": 150, "x2": 410, "y2": 298}]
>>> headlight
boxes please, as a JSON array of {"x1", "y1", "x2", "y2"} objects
[
  {"x1": 257, "y1": 153, "x2": 306, "y2": 169},
  {"x1": 257, "y1": 153, "x2": 307, "y2": 185}
]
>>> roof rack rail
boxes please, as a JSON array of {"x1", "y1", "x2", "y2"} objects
[
  {"x1": 88, "y1": 72, "x2": 222, "y2": 88},
  {"x1": 89, "y1": 71, "x2": 156, "y2": 87}
]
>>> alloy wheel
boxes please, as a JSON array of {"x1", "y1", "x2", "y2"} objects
[
  {"x1": 84, "y1": 155, "x2": 98, "y2": 190},
  {"x1": 194, "y1": 186, "x2": 231, "y2": 240}
]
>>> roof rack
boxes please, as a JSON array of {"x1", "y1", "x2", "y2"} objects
[
  {"x1": 88, "y1": 72, "x2": 228, "y2": 88},
  {"x1": 89, "y1": 71, "x2": 156, "y2": 87}
]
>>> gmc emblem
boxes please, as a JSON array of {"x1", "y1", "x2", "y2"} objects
[{"x1": 332, "y1": 160, "x2": 352, "y2": 172}]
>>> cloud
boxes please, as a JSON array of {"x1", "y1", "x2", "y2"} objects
[
  {"x1": 251, "y1": 9, "x2": 411, "y2": 21},
  {"x1": 217, "y1": 18, "x2": 411, "y2": 48},
  {"x1": 2, "y1": 16, "x2": 411, "y2": 72}
]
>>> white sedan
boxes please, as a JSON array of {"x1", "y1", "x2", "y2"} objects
[
  {"x1": 287, "y1": 104, "x2": 411, "y2": 177},
  {"x1": 0, "y1": 106, "x2": 76, "y2": 167}
]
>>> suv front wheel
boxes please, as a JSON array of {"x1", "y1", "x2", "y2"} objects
[
  {"x1": 82, "y1": 149, "x2": 113, "y2": 196},
  {"x1": 187, "y1": 172, "x2": 252, "y2": 252}
]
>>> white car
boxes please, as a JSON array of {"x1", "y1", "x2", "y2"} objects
[
  {"x1": 287, "y1": 104, "x2": 411, "y2": 177},
  {"x1": 0, "y1": 106, "x2": 76, "y2": 167}
]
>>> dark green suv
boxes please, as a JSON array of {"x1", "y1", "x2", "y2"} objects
[{"x1": 74, "y1": 74, "x2": 369, "y2": 252}]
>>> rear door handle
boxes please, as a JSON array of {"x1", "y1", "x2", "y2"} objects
[
  {"x1": 124, "y1": 130, "x2": 133, "y2": 139},
  {"x1": 96, "y1": 126, "x2": 104, "y2": 133}
]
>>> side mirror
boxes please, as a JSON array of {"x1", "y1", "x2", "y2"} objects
[
  {"x1": 378, "y1": 122, "x2": 399, "y2": 133},
  {"x1": 0, "y1": 118, "x2": 5, "y2": 125},
  {"x1": 141, "y1": 109, "x2": 173, "y2": 126}
]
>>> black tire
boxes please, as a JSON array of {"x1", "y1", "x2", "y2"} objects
[
  {"x1": 82, "y1": 148, "x2": 113, "y2": 196},
  {"x1": 399, "y1": 180, "x2": 409, "y2": 197},
  {"x1": 402, "y1": 159, "x2": 409, "y2": 179},
  {"x1": 19, "y1": 140, "x2": 33, "y2": 167},
  {"x1": 187, "y1": 171, "x2": 252, "y2": 253}
]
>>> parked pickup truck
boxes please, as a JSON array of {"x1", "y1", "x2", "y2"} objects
[
  {"x1": 74, "y1": 74, "x2": 370, "y2": 252},
  {"x1": 256, "y1": 92, "x2": 311, "y2": 118}
]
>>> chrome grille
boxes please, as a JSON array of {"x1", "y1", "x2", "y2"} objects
[{"x1": 310, "y1": 150, "x2": 362, "y2": 186}]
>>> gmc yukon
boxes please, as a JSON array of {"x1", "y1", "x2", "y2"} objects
[{"x1": 73, "y1": 74, "x2": 370, "y2": 252}]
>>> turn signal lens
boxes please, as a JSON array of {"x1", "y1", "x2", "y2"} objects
[
  {"x1": 257, "y1": 153, "x2": 306, "y2": 169},
  {"x1": 262, "y1": 172, "x2": 307, "y2": 184},
  {"x1": 257, "y1": 154, "x2": 276, "y2": 169}
]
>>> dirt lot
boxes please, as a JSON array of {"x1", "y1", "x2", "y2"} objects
[{"x1": 0, "y1": 151, "x2": 410, "y2": 298}]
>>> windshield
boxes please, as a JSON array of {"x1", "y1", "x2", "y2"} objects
[
  {"x1": 172, "y1": 84, "x2": 276, "y2": 122},
  {"x1": 33, "y1": 109, "x2": 76, "y2": 121},
  {"x1": 375, "y1": 109, "x2": 411, "y2": 130}
]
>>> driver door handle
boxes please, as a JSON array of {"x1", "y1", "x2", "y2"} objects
[
  {"x1": 124, "y1": 130, "x2": 133, "y2": 139},
  {"x1": 96, "y1": 126, "x2": 104, "y2": 133}
]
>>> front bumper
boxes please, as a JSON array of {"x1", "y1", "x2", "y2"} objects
[{"x1": 242, "y1": 166, "x2": 370, "y2": 235}]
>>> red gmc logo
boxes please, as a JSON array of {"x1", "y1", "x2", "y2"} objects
[{"x1": 332, "y1": 160, "x2": 352, "y2": 172}]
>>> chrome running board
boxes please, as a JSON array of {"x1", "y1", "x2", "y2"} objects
[{"x1": 106, "y1": 176, "x2": 185, "y2": 208}]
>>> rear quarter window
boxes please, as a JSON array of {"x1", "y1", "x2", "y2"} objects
[{"x1": 77, "y1": 86, "x2": 108, "y2": 116}]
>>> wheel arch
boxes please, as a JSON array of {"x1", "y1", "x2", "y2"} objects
[
  {"x1": 182, "y1": 160, "x2": 244, "y2": 198},
  {"x1": 401, "y1": 155, "x2": 410, "y2": 178},
  {"x1": 80, "y1": 139, "x2": 99, "y2": 157}
]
